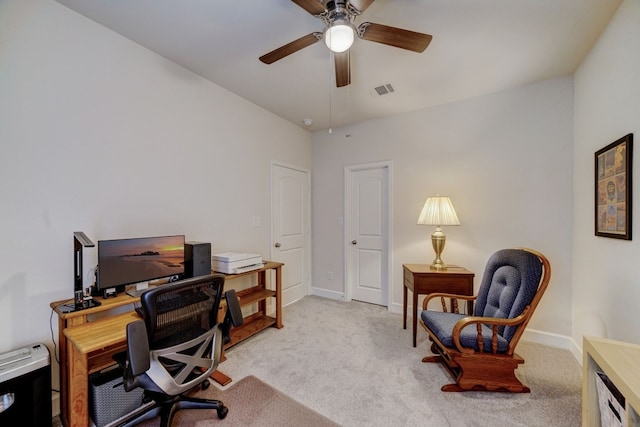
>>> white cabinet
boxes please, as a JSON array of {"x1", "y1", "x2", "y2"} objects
[{"x1": 583, "y1": 336, "x2": 640, "y2": 426}]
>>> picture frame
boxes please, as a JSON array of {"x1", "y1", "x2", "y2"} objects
[{"x1": 595, "y1": 133, "x2": 633, "y2": 240}]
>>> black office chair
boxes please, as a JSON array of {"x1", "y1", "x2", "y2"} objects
[{"x1": 114, "y1": 274, "x2": 243, "y2": 427}]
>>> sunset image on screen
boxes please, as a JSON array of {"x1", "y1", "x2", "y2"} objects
[{"x1": 99, "y1": 235, "x2": 185, "y2": 287}]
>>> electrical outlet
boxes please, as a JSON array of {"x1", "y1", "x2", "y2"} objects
[
  {"x1": 252, "y1": 216, "x2": 261, "y2": 227},
  {"x1": 328, "y1": 271, "x2": 334, "y2": 280}
]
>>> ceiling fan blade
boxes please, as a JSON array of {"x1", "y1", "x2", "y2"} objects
[
  {"x1": 259, "y1": 33, "x2": 322, "y2": 64},
  {"x1": 358, "y1": 22, "x2": 432, "y2": 53},
  {"x1": 349, "y1": 0, "x2": 375, "y2": 13},
  {"x1": 334, "y1": 51, "x2": 351, "y2": 87},
  {"x1": 291, "y1": 0, "x2": 326, "y2": 15}
]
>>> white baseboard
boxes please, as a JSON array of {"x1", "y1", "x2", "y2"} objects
[
  {"x1": 518, "y1": 329, "x2": 583, "y2": 365},
  {"x1": 568, "y1": 336, "x2": 583, "y2": 366},
  {"x1": 522, "y1": 328, "x2": 572, "y2": 349},
  {"x1": 389, "y1": 301, "x2": 403, "y2": 314},
  {"x1": 311, "y1": 287, "x2": 344, "y2": 300}
]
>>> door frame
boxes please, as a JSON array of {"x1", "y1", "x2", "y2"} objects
[
  {"x1": 270, "y1": 161, "x2": 312, "y2": 304},
  {"x1": 343, "y1": 160, "x2": 393, "y2": 307}
]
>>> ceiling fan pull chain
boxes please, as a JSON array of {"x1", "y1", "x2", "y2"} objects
[{"x1": 329, "y1": 50, "x2": 333, "y2": 134}]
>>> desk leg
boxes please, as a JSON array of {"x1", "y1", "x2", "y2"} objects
[
  {"x1": 258, "y1": 270, "x2": 267, "y2": 315},
  {"x1": 403, "y1": 285, "x2": 407, "y2": 330},
  {"x1": 274, "y1": 265, "x2": 282, "y2": 328},
  {"x1": 412, "y1": 289, "x2": 418, "y2": 348},
  {"x1": 66, "y1": 340, "x2": 89, "y2": 427},
  {"x1": 58, "y1": 318, "x2": 69, "y2": 427}
]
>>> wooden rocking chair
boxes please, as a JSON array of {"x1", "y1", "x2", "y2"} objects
[{"x1": 420, "y1": 248, "x2": 550, "y2": 392}]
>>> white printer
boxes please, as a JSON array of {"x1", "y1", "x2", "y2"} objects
[{"x1": 211, "y1": 252, "x2": 263, "y2": 274}]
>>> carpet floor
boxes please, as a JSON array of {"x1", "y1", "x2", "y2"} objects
[
  {"x1": 136, "y1": 375, "x2": 339, "y2": 426},
  {"x1": 61, "y1": 295, "x2": 582, "y2": 426},
  {"x1": 218, "y1": 296, "x2": 583, "y2": 426}
]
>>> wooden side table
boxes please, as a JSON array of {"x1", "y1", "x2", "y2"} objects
[{"x1": 403, "y1": 264, "x2": 474, "y2": 347}]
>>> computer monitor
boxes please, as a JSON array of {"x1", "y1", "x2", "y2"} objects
[{"x1": 97, "y1": 235, "x2": 185, "y2": 295}]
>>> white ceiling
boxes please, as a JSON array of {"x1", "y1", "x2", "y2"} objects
[{"x1": 54, "y1": 0, "x2": 621, "y2": 132}]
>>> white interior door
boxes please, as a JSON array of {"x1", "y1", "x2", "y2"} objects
[
  {"x1": 271, "y1": 163, "x2": 310, "y2": 306},
  {"x1": 345, "y1": 162, "x2": 391, "y2": 306}
]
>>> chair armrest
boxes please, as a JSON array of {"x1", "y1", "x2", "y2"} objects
[
  {"x1": 121, "y1": 320, "x2": 151, "y2": 392},
  {"x1": 451, "y1": 309, "x2": 530, "y2": 355},
  {"x1": 126, "y1": 320, "x2": 150, "y2": 376},
  {"x1": 422, "y1": 292, "x2": 477, "y2": 313},
  {"x1": 222, "y1": 289, "x2": 243, "y2": 345}
]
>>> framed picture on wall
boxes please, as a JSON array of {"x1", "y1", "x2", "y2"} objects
[{"x1": 595, "y1": 133, "x2": 633, "y2": 240}]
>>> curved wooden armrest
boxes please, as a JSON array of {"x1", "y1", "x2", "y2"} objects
[
  {"x1": 422, "y1": 292, "x2": 477, "y2": 312},
  {"x1": 451, "y1": 308, "x2": 530, "y2": 355}
]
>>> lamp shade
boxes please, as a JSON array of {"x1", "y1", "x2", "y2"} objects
[
  {"x1": 324, "y1": 20, "x2": 355, "y2": 53},
  {"x1": 417, "y1": 196, "x2": 460, "y2": 226}
]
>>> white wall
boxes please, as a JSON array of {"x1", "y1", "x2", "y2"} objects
[
  {"x1": 311, "y1": 77, "x2": 574, "y2": 338},
  {"x1": 573, "y1": 0, "x2": 640, "y2": 344},
  {"x1": 0, "y1": 0, "x2": 311, "y2": 380},
  {"x1": 4, "y1": 0, "x2": 634, "y2": 396}
]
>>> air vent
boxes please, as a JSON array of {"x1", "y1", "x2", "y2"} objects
[{"x1": 372, "y1": 83, "x2": 395, "y2": 96}]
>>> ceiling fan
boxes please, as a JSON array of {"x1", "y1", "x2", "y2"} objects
[{"x1": 259, "y1": 0, "x2": 432, "y2": 87}]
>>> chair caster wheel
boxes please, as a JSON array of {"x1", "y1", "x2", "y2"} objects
[
  {"x1": 201, "y1": 379, "x2": 210, "y2": 390},
  {"x1": 217, "y1": 405, "x2": 228, "y2": 419}
]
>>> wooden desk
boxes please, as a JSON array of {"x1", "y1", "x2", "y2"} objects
[
  {"x1": 63, "y1": 311, "x2": 138, "y2": 426},
  {"x1": 52, "y1": 261, "x2": 283, "y2": 427},
  {"x1": 51, "y1": 292, "x2": 140, "y2": 427},
  {"x1": 402, "y1": 264, "x2": 474, "y2": 347}
]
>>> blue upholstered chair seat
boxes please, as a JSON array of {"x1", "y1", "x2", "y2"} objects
[{"x1": 420, "y1": 310, "x2": 509, "y2": 353}]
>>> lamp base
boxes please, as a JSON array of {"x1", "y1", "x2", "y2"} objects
[
  {"x1": 430, "y1": 261, "x2": 447, "y2": 271},
  {"x1": 430, "y1": 228, "x2": 448, "y2": 270}
]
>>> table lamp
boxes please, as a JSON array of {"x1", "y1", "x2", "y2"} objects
[
  {"x1": 72, "y1": 231, "x2": 100, "y2": 310},
  {"x1": 417, "y1": 196, "x2": 460, "y2": 270}
]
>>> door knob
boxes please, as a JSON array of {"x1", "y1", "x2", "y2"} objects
[
  {"x1": 351, "y1": 240, "x2": 357, "y2": 245},
  {"x1": 274, "y1": 242, "x2": 281, "y2": 248}
]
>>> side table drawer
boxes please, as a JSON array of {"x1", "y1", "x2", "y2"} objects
[
  {"x1": 413, "y1": 275, "x2": 472, "y2": 294},
  {"x1": 403, "y1": 268, "x2": 415, "y2": 291}
]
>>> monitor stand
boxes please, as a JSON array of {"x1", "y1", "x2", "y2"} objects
[
  {"x1": 58, "y1": 298, "x2": 101, "y2": 313},
  {"x1": 126, "y1": 284, "x2": 158, "y2": 297}
]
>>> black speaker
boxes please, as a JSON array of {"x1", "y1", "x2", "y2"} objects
[{"x1": 185, "y1": 241, "x2": 211, "y2": 278}]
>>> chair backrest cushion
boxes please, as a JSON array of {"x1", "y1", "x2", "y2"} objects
[
  {"x1": 473, "y1": 249, "x2": 543, "y2": 342},
  {"x1": 133, "y1": 274, "x2": 226, "y2": 396},
  {"x1": 140, "y1": 274, "x2": 224, "y2": 349}
]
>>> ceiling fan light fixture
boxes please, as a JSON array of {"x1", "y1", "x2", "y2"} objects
[{"x1": 324, "y1": 20, "x2": 355, "y2": 53}]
